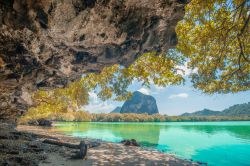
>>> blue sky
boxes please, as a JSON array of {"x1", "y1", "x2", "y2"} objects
[{"x1": 84, "y1": 67, "x2": 250, "y2": 116}]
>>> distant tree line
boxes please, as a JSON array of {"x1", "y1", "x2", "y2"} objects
[{"x1": 18, "y1": 111, "x2": 250, "y2": 124}]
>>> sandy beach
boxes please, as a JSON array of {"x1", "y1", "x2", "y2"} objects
[{"x1": 14, "y1": 125, "x2": 198, "y2": 166}]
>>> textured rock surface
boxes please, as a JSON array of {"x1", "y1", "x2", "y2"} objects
[
  {"x1": 0, "y1": 0, "x2": 187, "y2": 121},
  {"x1": 120, "y1": 91, "x2": 159, "y2": 115}
]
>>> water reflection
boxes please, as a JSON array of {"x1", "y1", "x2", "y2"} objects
[
  {"x1": 54, "y1": 122, "x2": 250, "y2": 166},
  {"x1": 179, "y1": 125, "x2": 250, "y2": 140},
  {"x1": 55, "y1": 122, "x2": 162, "y2": 146}
]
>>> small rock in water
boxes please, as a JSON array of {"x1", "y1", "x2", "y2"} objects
[
  {"x1": 28, "y1": 120, "x2": 39, "y2": 126},
  {"x1": 28, "y1": 119, "x2": 52, "y2": 126},
  {"x1": 197, "y1": 161, "x2": 208, "y2": 165},
  {"x1": 37, "y1": 119, "x2": 52, "y2": 127},
  {"x1": 121, "y1": 139, "x2": 140, "y2": 146}
]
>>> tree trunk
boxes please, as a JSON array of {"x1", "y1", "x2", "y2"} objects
[
  {"x1": 79, "y1": 141, "x2": 88, "y2": 159},
  {"x1": 43, "y1": 139, "x2": 100, "y2": 159}
]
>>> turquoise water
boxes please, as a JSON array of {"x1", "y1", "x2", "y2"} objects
[{"x1": 53, "y1": 121, "x2": 250, "y2": 166}]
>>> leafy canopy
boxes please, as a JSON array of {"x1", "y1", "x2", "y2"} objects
[
  {"x1": 23, "y1": 80, "x2": 89, "y2": 120},
  {"x1": 176, "y1": 0, "x2": 250, "y2": 93},
  {"x1": 83, "y1": 51, "x2": 184, "y2": 101},
  {"x1": 21, "y1": 51, "x2": 184, "y2": 120},
  {"x1": 20, "y1": 0, "x2": 250, "y2": 120}
]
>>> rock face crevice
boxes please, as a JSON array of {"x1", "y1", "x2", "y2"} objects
[{"x1": 0, "y1": 0, "x2": 187, "y2": 122}]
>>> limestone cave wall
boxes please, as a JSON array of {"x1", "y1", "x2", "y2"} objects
[{"x1": 0, "y1": 0, "x2": 187, "y2": 122}]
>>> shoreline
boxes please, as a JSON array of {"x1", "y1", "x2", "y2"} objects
[
  {"x1": 52, "y1": 120, "x2": 250, "y2": 123},
  {"x1": 15, "y1": 125, "x2": 199, "y2": 166}
]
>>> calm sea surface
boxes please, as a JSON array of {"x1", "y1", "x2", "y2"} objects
[{"x1": 53, "y1": 121, "x2": 250, "y2": 166}]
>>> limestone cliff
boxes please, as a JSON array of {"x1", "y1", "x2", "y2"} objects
[
  {"x1": 0, "y1": 0, "x2": 187, "y2": 122},
  {"x1": 120, "y1": 91, "x2": 159, "y2": 115}
]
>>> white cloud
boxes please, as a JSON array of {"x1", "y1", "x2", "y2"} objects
[
  {"x1": 148, "y1": 79, "x2": 168, "y2": 93},
  {"x1": 177, "y1": 62, "x2": 197, "y2": 76},
  {"x1": 151, "y1": 85, "x2": 168, "y2": 95},
  {"x1": 88, "y1": 91, "x2": 98, "y2": 103},
  {"x1": 137, "y1": 87, "x2": 151, "y2": 95},
  {"x1": 168, "y1": 93, "x2": 189, "y2": 99},
  {"x1": 154, "y1": 85, "x2": 167, "y2": 90},
  {"x1": 84, "y1": 91, "x2": 116, "y2": 113},
  {"x1": 83, "y1": 101, "x2": 116, "y2": 113}
]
